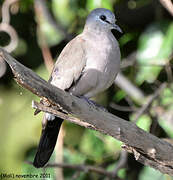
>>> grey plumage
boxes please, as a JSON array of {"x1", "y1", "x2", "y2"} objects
[{"x1": 33, "y1": 8, "x2": 121, "y2": 168}]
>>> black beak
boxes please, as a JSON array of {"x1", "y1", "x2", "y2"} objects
[{"x1": 112, "y1": 24, "x2": 122, "y2": 33}]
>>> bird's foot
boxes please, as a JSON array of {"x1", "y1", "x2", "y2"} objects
[{"x1": 77, "y1": 96, "x2": 108, "y2": 112}]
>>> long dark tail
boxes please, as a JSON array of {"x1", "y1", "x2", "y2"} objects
[{"x1": 33, "y1": 117, "x2": 63, "y2": 168}]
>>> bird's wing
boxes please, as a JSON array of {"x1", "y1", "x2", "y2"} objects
[{"x1": 49, "y1": 35, "x2": 87, "y2": 90}]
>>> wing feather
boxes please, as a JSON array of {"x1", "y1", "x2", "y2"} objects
[{"x1": 49, "y1": 36, "x2": 86, "y2": 90}]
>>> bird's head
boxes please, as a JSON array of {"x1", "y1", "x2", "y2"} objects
[{"x1": 85, "y1": 8, "x2": 122, "y2": 33}]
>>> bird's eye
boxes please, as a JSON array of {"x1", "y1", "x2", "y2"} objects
[{"x1": 100, "y1": 15, "x2": 106, "y2": 21}]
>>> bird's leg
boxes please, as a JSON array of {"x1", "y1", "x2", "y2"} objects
[{"x1": 77, "y1": 95, "x2": 108, "y2": 112}]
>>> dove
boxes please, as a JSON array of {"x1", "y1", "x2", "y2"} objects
[{"x1": 33, "y1": 8, "x2": 122, "y2": 168}]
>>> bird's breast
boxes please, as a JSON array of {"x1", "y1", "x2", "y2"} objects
[
  {"x1": 84, "y1": 34, "x2": 120, "y2": 73},
  {"x1": 82, "y1": 33, "x2": 120, "y2": 94}
]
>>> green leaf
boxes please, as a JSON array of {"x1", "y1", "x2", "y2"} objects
[
  {"x1": 20, "y1": 0, "x2": 33, "y2": 12},
  {"x1": 139, "y1": 166, "x2": 168, "y2": 180},
  {"x1": 86, "y1": 0, "x2": 113, "y2": 11},
  {"x1": 107, "y1": 162, "x2": 126, "y2": 179},
  {"x1": 157, "y1": 23, "x2": 173, "y2": 59},
  {"x1": 160, "y1": 85, "x2": 173, "y2": 107},
  {"x1": 64, "y1": 148, "x2": 86, "y2": 164},
  {"x1": 131, "y1": 114, "x2": 151, "y2": 132},
  {"x1": 64, "y1": 122, "x2": 85, "y2": 147},
  {"x1": 79, "y1": 130, "x2": 105, "y2": 162},
  {"x1": 39, "y1": 19, "x2": 64, "y2": 46},
  {"x1": 158, "y1": 117, "x2": 173, "y2": 138},
  {"x1": 113, "y1": 90, "x2": 127, "y2": 102},
  {"x1": 52, "y1": 0, "x2": 75, "y2": 27},
  {"x1": 136, "y1": 21, "x2": 173, "y2": 84},
  {"x1": 156, "y1": 84, "x2": 173, "y2": 138},
  {"x1": 104, "y1": 136, "x2": 122, "y2": 154}
]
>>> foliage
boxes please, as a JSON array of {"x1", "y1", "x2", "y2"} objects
[{"x1": 0, "y1": 0, "x2": 173, "y2": 179}]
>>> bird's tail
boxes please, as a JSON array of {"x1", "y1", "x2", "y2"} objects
[{"x1": 33, "y1": 115, "x2": 63, "y2": 168}]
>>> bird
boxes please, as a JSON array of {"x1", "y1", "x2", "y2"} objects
[{"x1": 33, "y1": 8, "x2": 122, "y2": 168}]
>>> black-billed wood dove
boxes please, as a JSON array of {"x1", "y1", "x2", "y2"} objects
[{"x1": 33, "y1": 8, "x2": 122, "y2": 168}]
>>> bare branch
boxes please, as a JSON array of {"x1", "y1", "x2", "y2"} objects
[
  {"x1": 34, "y1": 0, "x2": 72, "y2": 40},
  {"x1": 114, "y1": 72, "x2": 145, "y2": 103},
  {"x1": 133, "y1": 83, "x2": 167, "y2": 123},
  {"x1": 165, "y1": 62, "x2": 173, "y2": 83},
  {"x1": 34, "y1": 1, "x2": 54, "y2": 72},
  {"x1": 26, "y1": 161, "x2": 123, "y2": 179},
  {"x1": 120, "y1": 51, "x2": 136, "y2": 69},
  {"x1": 112, "y1": 150, "x2": 128, "y2": 177},
  {"x1": 0, "y1": 56, "x2": 6, "y2": 78},
  {"x1": 32, "y1": 101, "x2": 95, "y2": 130},
  {"x1": 1, "y1": 48, "x2": 173, "y2": 176},
  {"x1": 109, "y1": 102, "x2": 136, "y2": 112}
]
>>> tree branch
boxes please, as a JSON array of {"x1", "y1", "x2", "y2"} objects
[
  {"x1": 26, "y1": 161, "x2": 122, "y2": 179},
  {"x1": 133, "y1": 83, "x2": 167, "y2": 123},
  {"x1": 1, "y1": 47, "x2": 173, "y2": 176},
  {"x1": 114, "y1": 73, "x2": 145, "y2": 104}
]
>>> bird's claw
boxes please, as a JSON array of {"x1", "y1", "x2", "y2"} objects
[{"x1": 77, "y1": 95, "x2": 108, "y2": 112}]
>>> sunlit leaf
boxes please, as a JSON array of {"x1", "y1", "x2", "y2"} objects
[
  {"x1": 139, "y1": 166, "x2": 167, "y2": 180},
  {"x1": 157, "y1": 84, "x2": 173, "y2": 138},
  {"x1": 104, "y1": 136, "x2": 122, "y2": 154},
  {"x1": 160, "y1": 85, "x2": 173, "y2": 106},
  {"x1": 131, "y1": 114, "x2": 151, "y2": 132},
  {"x1": 39, "y1": 19, "x2": 64, "y2": 46},
  {"x1": 136, "y1": 21, "x2": 173, "y2": 84},
  {"x1": 158, "y1": 116, "x2": 173, "y2": 138},
  {"x1": 113, "y1": 90, "x2": 127, "y2": 102},
  {"x1": 86, "y1": 0, "x2": 113, "y2": 11},
  {"x1": 52, "y1": 0, "x2": 75, "y2": 27}
]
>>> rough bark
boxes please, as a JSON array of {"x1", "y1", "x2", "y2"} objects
[{"x1": 1, "y1": 47, "x2": 173, "y2": 176}]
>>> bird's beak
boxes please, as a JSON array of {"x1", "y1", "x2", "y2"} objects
[{"x1": 112, "y1": 24, "x2": 122, "y2": 33}]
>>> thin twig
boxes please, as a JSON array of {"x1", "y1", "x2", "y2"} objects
[
  {"x1": 0, "y1": 56, "x2": 6, "y2": 78},
  {"x1": 71, "y1": 171, "x2": 81, "y2": 180},
  {"x1": 34, "y1": 1, "x2": 54, "y2": 72},
  {"x1": 42, "y1": 167, "x2": 46, "y2": 180},
  {"x1": 115, "y1": 72, "x2": 145, "y2": 103},
  {"x1": 112, "y1": 150, "x2": 128, "y2": 177},
  {"x1": 55, "y1": 125, "x2": 64, "y2": 180},
  {"x1": 35, "y1": 0, "x2": 72, "y2": 40},
  {"x1": 133, "y1": 83, "x2": 167, "y2": 123},
  {"x1": 109, "y1": 102, "x2": 137, "y2": 112},
  {"x1": 26, "y1": 161, "x2": 123, "y2": 179},
  {"x1": 120, "y1": 51, "x2": 136, "y2": 69},
  {"x1": 165, "y1": 62, "x2": 173, "y2": 83},
  {"x1": 125, "y1": 96, "x2": 136, "y2": 109}
]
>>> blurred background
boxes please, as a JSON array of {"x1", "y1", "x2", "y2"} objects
[{"x1": 0, "y1": 0, "x2": 173, "y2": 179}]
